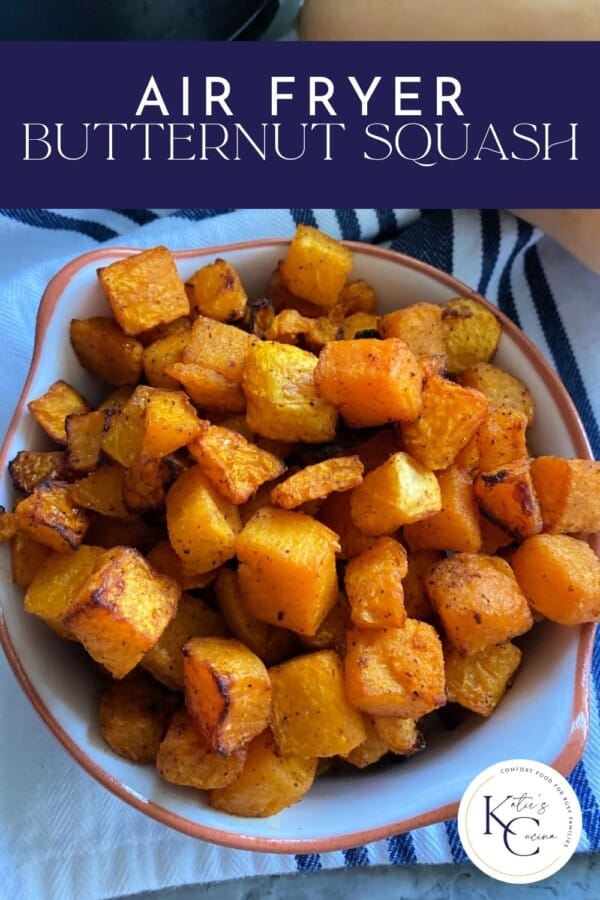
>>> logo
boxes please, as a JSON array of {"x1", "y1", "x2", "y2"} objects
[{"x1": 457, "y1": 759, "x2": 582, "y2": 884}]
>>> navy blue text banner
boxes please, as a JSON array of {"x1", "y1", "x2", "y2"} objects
[{"x1": 0, "y1": 41, "x2": 597, "y2": 207}]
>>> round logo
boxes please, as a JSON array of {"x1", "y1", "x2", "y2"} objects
[{"x1": 457, "y1": 759, "x2": 582, "y2": 884}]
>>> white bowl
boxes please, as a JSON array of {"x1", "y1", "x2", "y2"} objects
[{"x1": 0, "y1": 240, "x2": 596, "y2": 852}]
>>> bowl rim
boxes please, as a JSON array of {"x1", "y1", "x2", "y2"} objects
[{"x1": 0, "y1": 237, "x2": 597, "y2": 853}]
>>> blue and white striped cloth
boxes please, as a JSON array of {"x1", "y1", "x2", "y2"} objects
[{"x1": 0, "y1": 208, "x2": 598, "y2": 899}]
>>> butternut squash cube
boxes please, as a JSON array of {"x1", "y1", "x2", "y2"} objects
[
  {"x1": 10, "y1": 531, "x2": 52, "y2": 588},
  {"x1": 344, "y1": 717, "x2": 389, "y2": 769},
  {"x1": 69, "y1": 317, "x2": 143, "y2": 386},
  {"x1": 530, "y1": 457, "x2": 600, "y2": 534},
  {"x1": 402, "y1": 549, "x2": 442, "y2": 621},
  {"x1": 318, "y1": 489, "x2": 376, "y2": 559},
  {"x1": 243, "y1": 341, "x2": 338, "y2": 443},
  {"x1": 186, "y1": 258, "x2": 247, "y2": 322},
  {"x1": 98, "y1": 246, "x2": 190, "y2": 336},
  {"x1": 236, "y1": 506, "x2": 340, "y2": 636},
  {"x1": 165, "y1": 362, "x2": 246, "y2": 413},
  {"x1": 142, "y1": 318, "x2": 191, "y2": 389},
  {"x1": 341, "y1": 311, "x2": 379, "y2": 340},
  {"x1": 9, "y1": 450, "x2": 71, "y2": 494},
  {"x1": 344, "y1": 536, "x2": 408, "y2": 628},
  {"x1": 15, "y1": 480, "x2": 89, "y2": 552},
  {"x1": 441, "y1": 297, "x2": 502, "y2": 375},
  {"x1": 373, "y1": 716, "x2": 423, "y2": 755},
  {"x1": 182, "y1": 314, "x2": 256, "y2": 383},
  {"x1": 157, "y1": 709, "x2": 247, "y2": 790},
  {"x1": 64, "y1": 546, "x2": 180, "y2": 678},
  {"x1": 210, "y1": 728, "x2": 317, "y2": 817},
  {"x1": 299, "y1": 598, "x2": 350, "y2": 658},
  {"x1": 166, "y1": 465, "x2": 241, "y2": 573},
  {"x1": 350, "y1": 451, "x2": 442, "y2": 536},
  {"x1": 474, "y1": 459, "x2": 542, "y2": 541},
  {"x1": 28, "y1": 380, "x2": 91, "y2": 445},
  {"x1": 378, "y1": 302, "x2": 446, "y2": 364},
  {"x1": 69, "y1": 464, "x2": 130, "y2": 519},
  {"x1": 338, "y1": 279, "x2": 377, "y2": 315},
  {"x1": 425, "y1": 553, "x2": 533, "y2": 655},
  {"x1": 401, "y1": 376, "x2": 490, "y2": 471},
  {"x1": 314, "y1": 338, "x2": 422, "y2": 428},
  {"x1": 100, "y1": 673, "x2": 176, "y2": 763},
  {"x1": 0, "y1": 509, "x2": 18, "y2": 542},
  {"x1": 141, "y1": 388, "x2": 201, "y2": 458},
  {"x1": 145, "y1": 540, "x2": 218, "y2": 590},
  {"x1": 477, "y1": 407, "x2": 529, "y2": 472},
  {"x1": 101, "y1": 388, "x2": 148, "y2": 467},
  {"x1": 403, "y1": 466, "x2": 482, "y2": 553},
  {"x1": 65, "y1": 409, "x2": 107, "y2": 472},
  {"x1": 122, "y1": 454, "x2": 179, "y2": 513},
  {"x1": 444, "y1": 640, "x2": 522, "y2": 717},
  {"x1": 280, "y1": 224, "x2": 352, "y2": 311},
  {"x1": 183, "y1": 635, "x2": 271, "y2": 754},
  {"x1": 511, "y1": 534, "x2": 600, "y2": 625},
  {"x1": 457, "y1": 362, "x2": 535, "y2": 425},
  {"x1": 271, "y1": 455, "x2": 363, "y2": 510},
  {"x1": 344, "y1": 620, "x2": 446, "y2": 718}
]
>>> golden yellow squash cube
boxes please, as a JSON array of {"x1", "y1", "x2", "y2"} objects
[
  {"x1": 157, "y1": 709, "x2": 247, "y2": 790},
  {"x1": 280, "y1": 224, "x2": 352, "y2": 311},
  {"x1": 186, "y1": 258, "x2": 247, "y2": 322},
  {"x1": 28, "y1": 380, "x2": 91, "y2": 445},
  {"x1": 100, "y1": 673, "x2": 176, "y2": 763},
  {"x1": 444, "y1": 640, "x2": 522, "y2": 717},
  {"x1": 15, "y1": 481, "x2": 90, "y2": 552},
  {"x1": 344, "y1": 536, "x2": 408, "y2": 629},
  {"x1": 69, "y1": 317, "x2": 144, "y2": 386}
]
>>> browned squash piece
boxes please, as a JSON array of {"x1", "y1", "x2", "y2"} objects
[
  {"x1": 354, "y1": 428, "x2": 399, "y2": 473},
  {"x1": 271, "y1": 455, "x2": 363, "y2": 510},
  {"x1": 344, "y1": 536, "x2": 408, "y2": 629},
  {"x1": 98, "y1": 246, "x2": 190, "y2": 336},
  {"x1": 344, "y1": 620, "x2": 446, "y2": 718},
  {"x1": 444, "y1": 640, "x2": 522, "y2": 717},
  {"x1": 142, "y1": 591, "x2": 228, "y2": 690},
  {"x1": 122, "y1": 454, "x2": 179, "y2": 513},
  {"x1": 142, "y1": 318, "x2": 192, "y2": 389},
  {"x1": 65, "y1": 546, "x2": 180, "y2": 678},
  {"x1": 214, "y1": 569, "x2": 298, "y2": 666},
  {"x1": 477, "y1": 407, "x2": 529, "y2": 472},
  {"x1": 10, "y1": 531, "x2": 53, "y2": 587},
  {"x1": 318, "y1": 489, "x2": 375, "y2": 559},
  {"x1": 84, "y1": 514, "x2": 160, "y2": 552},
  {"x1": 350, "y1": 451, "x2": 441, "y2": 536},
  {"x1": 264, "y1": 308, "x2": 340, "y2": 350},
  {"x1": 186, "y1": 258, "x2": 247, "y2": 322},
  {"x1": 299, "y1": 598, "x2": 350, "y2": 658},
  {"x1": 188, "y1": 422, "x2": 286, "y2": 504},
  {"x1": 266, "y1": 260, "x2": 321, "y2": 316},
  {"x1": 165, "y1": 362, "x2": 246, "y2": 414},
  {"x1": 402, "y1": 549, "x2": 442, "y2": 621},
  {"x1": 101, "y1": 387, "x2": 149, "y2": 467},
  {"x1": 314, "y1": 338, "x2": 422, "y2": 428},
  {"x1": 235, "y1": 506, "x2": 340, "y2": 636},
  {"x1": 270, "y1": 650, "x2": 366, "y2": 758},
  {"x1": 373, "y1": 716, "x2": 423, "y2": 755},
  {"x1": 378, "y1": 302, "x2": 446, "y2": 367},
  {"x1": 478, "y1": 514, "x2": 514, "y2": 555},
  {"x1": 24, "y1": 544, "x2": 105, "y2": 638},
  {"x1": 344, "y1": 716, "x2": 389, "y2": 769},
  {"x1": 511, "y1": 534, "x2": 600, "y2": 624},
  {"x1": 69, "y1": 317, "x2": 144, "y2": 386},
  {"x1": 457, "y1": 362, "x2": 535, "y2": 424},
  {"x1": 166, "y1": 465, "x2": 241, "y2": 574},
  {"x1": 0, "y1": 509, "x2": 18, "y2": 542},
  {"x1": 474, "y1": 459, "x2": 542, "y2": 541},
  {"x1": 28, "y1": 380, "x2": 91, "y2": 445},
  {"x1": 337, "y1": 279, "x2": 376, "y2": 315},
  {"x1": 145, "y1": 540, "x2": 218, "y2": 591},
  {"x1": 182, "y1": 314, "x2": 256, "y2": 383},
  {"x1": 401, "y1": 375, "x2": 490, "y2": 471},
  {"x1": 403, "y1": 466, "x2": 482, "y2": 553},
  {"x1": 69, "y1": 463, "x2": 130, "y2": 519},
  {"x1": 9, "y1": 449, "x2": 72, "y2": 494},
  {"x1": 140, "y1": 388, "x2": 201, "y2": 458},
  {"x1": 425, "y1": 553, "x2": 533, "y2": 655},
  {"x1": 453, "y1": 431, "x2": 480, "y2": 475},
  {"x1": 242, "y1": 341, "x2": 338, "y2": 443},
  {"x1": 100, "y1": 672, "x2": 176, "y2": 763},
  {"x1": 15, "y1": 480, "x2": 89, "y2": 552},
  {"x1": 341, "y1": 311, "x2": 379, "y2": 340},
  {"x1": 157, "y1": 708, "x2": 247, "y2": 789},
  {"x1": 441, "y1": 297, "x2": 502, "y2": 375},
  {"x1": 210, "y1": 728, "x2": 317, "y2": 817},
  {"x1": 98, "y1": 386, "x2": 134, "y2": 411},
  {"x1": 183, "y1": 635, "x2": 271, "y2": 754},
  {"x1": 65, "y1": 409, "x2": 107, "y2": 472},
  {"x1": 530, "y1": 457, "x2": 600, "y2": 534},
  {"x1": 280, "y1": 224, "x2": 352, "y2": 311}
]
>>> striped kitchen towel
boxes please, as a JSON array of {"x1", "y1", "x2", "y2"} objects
[{"x1": 0, "y1": 208, "x2": 598, "y2": 900}]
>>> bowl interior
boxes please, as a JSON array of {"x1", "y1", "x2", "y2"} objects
[{"x1": 0, "y1": 241, "x2": 593, "y2": 850}]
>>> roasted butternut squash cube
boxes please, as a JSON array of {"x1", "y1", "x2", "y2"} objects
[
  {"x1": 142, "y1": 318, "x2": 192, "y2": 389},
  {"x1": 299, "y1": 598, "x2": 350, "y2": 658},
  {"x1": 402, "y1": 549, "x2": 442, "y2": 621},
  {"x1": 477, "y1": 407, "x2": 529, "y2": 472},
  {"x1": 266, "y1": 260, "x2": 319, "y2": 315},
  {"x1": 65, "y1": 409, "x2": 107, "y2": 472},
  {"x1": 457, "y1": 362, "x2": 535, "y2": 424},
  {"x1": 186, "y1": 258, "x2": 247, "y2": 322},
  {"x1": 214, "y1": 569, "x2": 298, "y2": 666},
  {"x1": 373, "y1": 716, "x2": 423, "y2": 755},
  {"x1": 344, "y1": 717, "x2": 389, "y2": 769},
  {"x1": 157, "y1": 708, "x2": 247, "y2": 790},
  {"x1": 344, "y1": 536, "x2": 408, "y2": 628},
  {"x1": 441, "y1": 297, "x2": 502, "y2": 375},
  {"x1": 100, "y1": 673, "x2": 176, "y2": 763},
  {"x1": 141, "y1": 388, "x2": 201, "y2": 458},
  {"x1": 403, "y1": 466, "x2": 482, "y2": 553},
  {"x1": 341, "y1": 311, "x2": 379, "y2": 340},
  {"x1": 401, "y1": 376, "x2": 490, "y2": 471},
  {"x1": 183, "y1": 636, "x2": 271, "y2": 754},
  {"x1": 28, "y1": 380, "x2": 91, "y2": 445},
  {"x1": 350, "y1": 451, "x2": 442, "y2": 536},
  {"x1": 474, "y1": 460, "x2": 542, "y2": 541},
  {"x1": 182, "y1": 314, "x2": 256, "y2": 383},
  {"x1": 0, "y1": 509, "x2": 18, "y2": 542},
  {"x1": 270, "y1": 650, "x2": 366, "y2": 758},
  {"x1": 15, "y1": 480, "x2": 89, "y2": 552},
  {"x1": 166, "y1": 465, "x2": 241, "y2": 574},
  {"x1": 69, "y1": 317, "x2": 143, "y2": 386},
  {"x1": 210, "y1": 728, "x2": 317, "y2": 817},
  {"x1": 145, "y1": 540, "x2": 218, "y2": 591},
  {"x1": 354, "y1": 428, "x2": 399, "y2": 473},
  {"x1": 98, "y1": 246, "x2": 190, "y2": 336},
  {"x1": 64, "y1": 546, "x2": 180, "y2": 678},
  {"x1": 10, "y1": 531, "x2": 52, "y2": 588},
  {"x1": 264, "y1": 308, "x2": 340, "y2": 350},
  {"x1": 280, "y1": 224, "x2": 352, "y2": 311},
  {"x1": 236, "y1": 506, "x2": 340, "y2": 636},
  {"x1": 85, "y1": 514, "x2": 159, "y2": 552},
  {"x1": 425, "y1": 553, "x2": 533, "y2": 655},
  {"x1": 101, "y1": 387, "x2": 149, "y2": 467},
  {"x1": 9, "y1": 450, "x2": 72, "y2": 494},
  {"x1": 188, "y1": 423, "x2": 286, "y2": 504},
  {"x1": 378, "y1": 302, "x2": 446, "y2": 364},
  {"x1": 344, "y1": 620, "x2": 446, "y2": 718},
  {"x1": 142, "y1": 591, "x2": 228, "y2": 690},
  {"x1": 338, "y1": 279, "x2": 377, "y2": 315},
  {"x1": 69, "y1": 463, "x2": 130, "y2": 519},
  {"x1": 318, "y1": 489, "x2": 375, "y2": 559},
  {"x1": 478, "y1": 514, "x2": 514, "y2": 555},
  {"x1": 24, "y1": 544, "x2": 105, "y2": 638},
  {"x1": 122, "y1": 454, "x2": 179, "y2": 513},
  {"x1": 314, "y1": 338, "x2": 422, "y2": 428},
  {"x1": 165, "y1": 362, "x2": 246, "y2": 414},
  {"x1": 530, "y1": 457, "x2": 600, "y2": 534},
  {"x1": 271, "y1": 455, "x2": 363, "y2": 510},
  {"x1": 98, "y1": 386, "x2": 134, "y2": 411},
  {"x1": 511, "y1": 534, "x2": 600, "y2": 625},
  {"x1": 444, "y1": 640, "x2": 522, "y2": 717}
]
